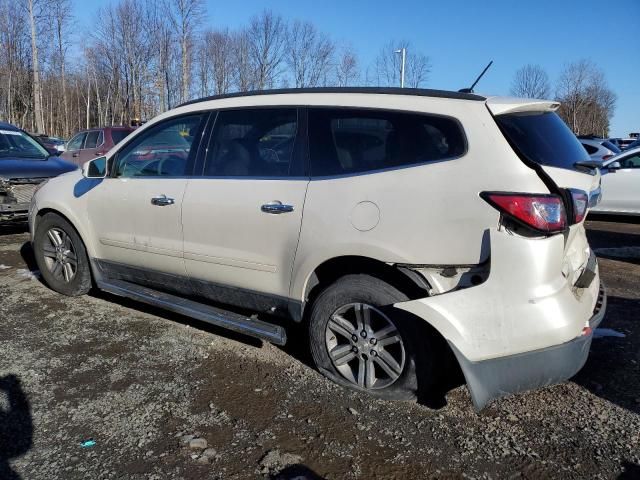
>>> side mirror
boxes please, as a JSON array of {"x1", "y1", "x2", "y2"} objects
[
  {"x1": 82, "y1": 156, "x2": 108, "y2": 178},
  {"x1": 606, "y1": 161, "x2": 621, "y2": 172}
]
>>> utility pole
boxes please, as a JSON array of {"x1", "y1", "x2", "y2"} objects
[{"x1": 395, "y1": 48, "x2": 406, "y2": 88}]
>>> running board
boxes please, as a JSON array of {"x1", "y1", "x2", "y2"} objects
[{"x1": 97, "y1": 279, "x2": 287, "y2": 345}]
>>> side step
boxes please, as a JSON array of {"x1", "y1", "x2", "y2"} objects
[{"x1": 97, "y1": 279, "x2": 287, "y2": 345}]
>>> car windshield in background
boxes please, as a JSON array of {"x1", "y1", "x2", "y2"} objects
[
  {"x1": 111, "y1": 130, "x2": 132, "y2": 144},
  {"x1": 495, "y1": 111, "x2": 590, "y2": 171},
  {"x1": 0, "y1": 129, "x2": 49, "y2": 159},
  {"x1": 601, "y1": 140, "x2": 621, "y2": 154}
]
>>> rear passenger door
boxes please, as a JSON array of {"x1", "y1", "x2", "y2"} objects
[
  {"x1": 182, "y1": 108, "x2": 308, "y2": 312},
  {"x1": 79, "y1": 130, "x2": 103, "y2": 165}
]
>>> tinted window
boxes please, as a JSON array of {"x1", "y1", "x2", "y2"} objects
[
  {"x1": 115, "y1": 115, "x2": 204, "y2": 177},
  {"x1": 84, "y1": 131, "x2": 100, "y2": 149},
  {"x1": 495, "y1": 112, "x2": 590, "y2": 171},
  {"x1": 582, "y1": 143, "x2": 598, "y2": 154},
  {"x1": 308, "y1": 108, "x2": 465, "y2": 177},
  {"x1": 620, "y1": 153, "x2": 640, "y2": 168},
  {"x1": 67, "y1": 132, "x2": 87, "y2": 151},
  {"x1": 111, "y1": 129, "x2": 132, "y2": 145},
  {"x1": 601, "y1": 140, "x2": 621, "y2": 154},
  {"x1": 204, "y1": 108, "x2": 298, "y2": 177},
  {"x1": 96, "y1": 130, "x2": 104, "y2": 147}
]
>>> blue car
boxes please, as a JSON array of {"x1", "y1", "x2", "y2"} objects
[{"x1": 0, "y1": 122, "x2": 77, "y2": 223}]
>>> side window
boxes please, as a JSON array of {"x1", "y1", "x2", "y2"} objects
[
  {"x1": 308, "y1": 108, "x2": 466, "y2": 177},
  {"x1": 84, "y1": 131, "x2": 100, "y2": 149},
  {"x1": 96, "y1": 130, "x2": 104, "y2": 147},
  {"x1": 620, "y1": 154, "x2": 640, "y2": 168},
  {"x1": 67, "y1": 133, "x2": 87, "y2": 151},
  {"x1": 582, "y1": 143, "x2": 598, "y2": 155},
  {"x1": 204, "y1": 108, "x2": 298, "y2": 177},
  {"x1": 115, "y1": 114, "x2": 204, "y2": 178}
]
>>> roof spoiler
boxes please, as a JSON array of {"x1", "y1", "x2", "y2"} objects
[{"x1": 486, "y1": 98, "x2": 561, "y2": 116}]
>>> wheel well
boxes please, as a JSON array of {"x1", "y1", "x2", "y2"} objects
[{"x1": 302, "y1": 256, "x2": 430, "y2": 315}]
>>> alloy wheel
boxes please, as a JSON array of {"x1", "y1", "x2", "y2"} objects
[
  {"x1": 325, "y1": 302, "x2": 406, "y2": 390},
  {"x1": 42, "y1": 227, "x2": 78, "y2": 283}
]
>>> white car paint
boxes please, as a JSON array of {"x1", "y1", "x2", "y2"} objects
[
  {"x1": 591, "y1": 146, "x2": 640, "y2": 215},
  {"x1": 30, "y1": 89, "x2": 604, "y2": 409}
]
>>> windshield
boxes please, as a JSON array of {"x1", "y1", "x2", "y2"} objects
[
  {"x1": 495, "y1": 111, "x2": 590, "y2": 171},
  {"x1": 0, "y1": 129, "x2": 49, "y2": 159}
]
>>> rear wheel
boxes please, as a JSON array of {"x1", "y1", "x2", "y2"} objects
[
  {"x1": 34, "y1": 213, "x2": 92, "y2": 296},
  {"x1": 308, "y1": 274, "x2": 432, "y2": 400}
]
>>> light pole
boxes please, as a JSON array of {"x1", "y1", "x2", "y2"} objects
[{"x1": 395, "y1": 48, "x2": 406, "y2": 88}]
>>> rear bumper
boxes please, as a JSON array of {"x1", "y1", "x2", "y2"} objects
[{"x1": 451, "y1": 284, "x2": 606, "y2": 410}]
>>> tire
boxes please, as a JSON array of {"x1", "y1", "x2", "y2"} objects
[
  {"x1": 33, "y1": 213, "x2": 92, "y2": 297},
  {"x1": 308, "y1": 274, "x2": 433, "y2": 401}
]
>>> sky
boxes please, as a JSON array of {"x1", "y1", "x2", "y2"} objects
[{"x1": 76, "y1": 0, "x2": 639, "y2": 137}]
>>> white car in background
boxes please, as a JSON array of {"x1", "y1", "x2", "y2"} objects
[
  {"x1": 579, "y1": 136, "x2": 621, "y2": 162},
  {"x1": 591, "y1": 146, "x2": 640, "y2": 216}
]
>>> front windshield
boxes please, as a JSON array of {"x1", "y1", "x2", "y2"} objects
[{"x1": 0, "y1": 129, "x2": 49, "y2": 158}]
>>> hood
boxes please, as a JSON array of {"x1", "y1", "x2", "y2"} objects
[{"x1": 0, "y1": 156, "x2": 77, "y2": 179}]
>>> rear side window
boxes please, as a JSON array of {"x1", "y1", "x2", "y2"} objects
[
  {"x1": 111, "y1": 129, "x2": 132, "y2": 145},
  {"x1": 84, "y1": 131, "x2": 100, "y2": 149},
  {"x1": 582, "y1": 143, "x2": 598, "y2": 155},
  {"x1": 308, "y1": 108, "x2": 466, "y2": 177},
  {"x1": 495, "y1": 112, "x2": 590, "y2": 170}
]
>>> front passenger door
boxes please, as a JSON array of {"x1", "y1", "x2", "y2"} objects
[{"x1": 87, "y1": 113, "x2": 207, "y2": 280}]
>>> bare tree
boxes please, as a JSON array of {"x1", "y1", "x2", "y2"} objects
[
  {"x1": 556, "y1": 59, "x2": 616, "y2": 136},
  {"x1": 510, "y1": 64, "x2": 550, "y2": 99},
  {"x1": 25, "y1": 0, "x2": 45, "y2": 132},
  {"x1": 374, "y1": 40, "x2": 430, "y2": 88},
  {"x1": 335, "y1": 47, "x2": 359, "y2": 87},
  {"x1": 50, "y1": 0, "x2": 73, "y2": 136},
  {"x1": 247, "y1": 10, "x2": 286, "y2": 90},
  {"x1": 286, "y1": 20, "x2": 334, "y2": 88},
  {"x1": 166, "y1": 0, "x2": 203, "y2": 103}
]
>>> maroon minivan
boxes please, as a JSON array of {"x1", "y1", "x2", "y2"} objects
[{"x1": 60, "y1": 127, "x2": 135, "y2": 167}]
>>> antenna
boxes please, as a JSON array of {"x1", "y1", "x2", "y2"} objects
[{"x1": 459, "y1": 60, "x2": 493, "y2": 93}]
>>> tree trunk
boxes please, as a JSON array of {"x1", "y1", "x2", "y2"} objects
[{"x1": 28, "y1": 0, "x2": 45, "y2": 133}]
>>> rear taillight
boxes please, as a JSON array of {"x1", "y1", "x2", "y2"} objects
[
  {"x1": 602, "y1": 155, "x2": 613, "y2": 161},
  {"x1": 480, "y1": 192, "x2": 567, "y2": 234},
  {"x1": 570, "y1": 189, "x2": 588, "y2": 223}
]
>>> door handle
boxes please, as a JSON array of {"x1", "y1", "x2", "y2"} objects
[
  {"x1": 261, "y1": 201, "x2": 294, "y2": 214},
  {"x1": 72, "y1": 153, "x2": 79, "y2": 157},
  {"x1": 151, "y1": 195, "x2": 175, "y2": 206}
]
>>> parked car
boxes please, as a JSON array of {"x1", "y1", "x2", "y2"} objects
[
  {"x1": 60, "y1": 126, "x2": 135, "y2": 167},
  {"x1": 29, "y1": 88, "x2": 605, "y2": 410},
  {"x1": 608, "y1": 137, "x2": 636, "y2": 151},
  {"x1": 578, "y1": 136, "x2": 621, "y2": 162},
  {"x1": 590, "y1": 146, "x2": 640, "y2": 216},
  {"x1": 33, "y1": 134, "x2": 66, "y2": 155},
  {"x1": 0, "y1": 122, "x2": 76, "y2": 223}
]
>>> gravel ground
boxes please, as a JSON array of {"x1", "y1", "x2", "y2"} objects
[{"x1": 0, "y1": 217, "x2": 639, "y2": 479}]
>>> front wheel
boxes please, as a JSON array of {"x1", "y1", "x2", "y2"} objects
[
  {"x1": 34, "y1": 213, "x2": 92, "y2": 296},
  {"x1": 308, "y1": 274, "x2": 432, "y2": 401}
]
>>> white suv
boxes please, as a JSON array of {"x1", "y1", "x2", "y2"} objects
[{"x1": 29, "y1": 88, "x2": 606, "y2": 410}]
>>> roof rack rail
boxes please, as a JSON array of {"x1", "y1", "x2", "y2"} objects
[{"x1": 178, "y1": 87, "x2": 486, "y2": 108}]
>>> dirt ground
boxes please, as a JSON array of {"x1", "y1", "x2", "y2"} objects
[{"x1": 0, "y1": 216, "x2": 639, "y2": 479}]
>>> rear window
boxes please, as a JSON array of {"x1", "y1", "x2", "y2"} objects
[
  {"x1": 111, "y1": 129, "x2": 132, "y2": 144},
  {"x1": 495, "y1": 111, "x2": 590, "y2": 170}
]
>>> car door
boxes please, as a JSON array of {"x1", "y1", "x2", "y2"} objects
[
  {"x1": 61, "y1": 132, "x2": 87, "y2": 166},
  {"x1": 181, "y1": 107, "x2": 308, "y2": 312},
  {"x1": 79, "y1": 130, "x2": 101, "y2": 165},
  {"x1": 600, "y1": 152, "x2": 640, "y2": 213},
  {"x1": 87, "y1": 113, "x2": 208, "y2": 281}
]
